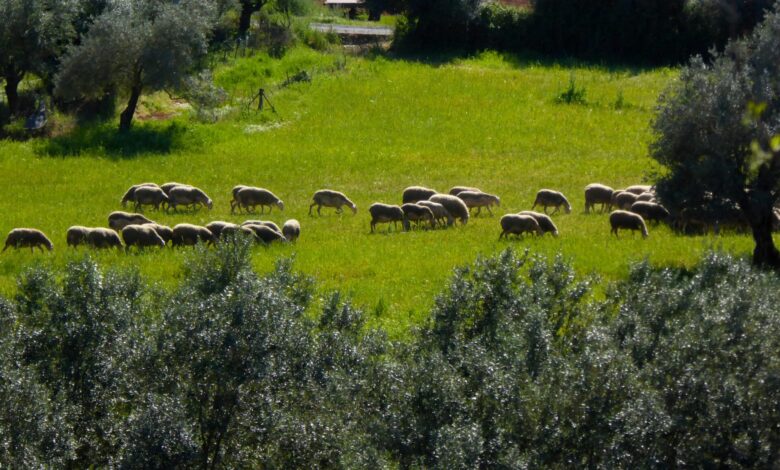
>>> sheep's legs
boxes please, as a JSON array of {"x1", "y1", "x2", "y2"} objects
[{"x1": 486, "y1": 206, "x2": 493, "y2": 216}]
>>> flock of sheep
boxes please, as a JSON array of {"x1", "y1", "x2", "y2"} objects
[{"x1": 1, "y1": 181, "x2": 665, "y2": 253}]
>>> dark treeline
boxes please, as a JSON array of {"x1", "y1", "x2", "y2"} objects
[
  {"x1": 1, "y1": 238, "x2": 779, "y2": 467},
  {"x1": 398, "y1": 0, "x2": 774, "y2": 64}
]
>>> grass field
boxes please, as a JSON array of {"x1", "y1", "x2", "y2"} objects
[{"x1": 0, "y1": 48, "x2": 757, "y2": 336}]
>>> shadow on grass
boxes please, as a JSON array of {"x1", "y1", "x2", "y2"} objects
[
  {"x1": 378, "y1": 45, "x2": 663, "y2": 75},
  {"x1": 37, "y1": 121, "x2": 188, "y2": 159}
]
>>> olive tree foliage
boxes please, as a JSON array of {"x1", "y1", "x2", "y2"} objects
[
  {"x1": 54, "y1": 0, "x2": 217, "y2": 132},
  {"x1": 651, "y1": 3, "x2": 780, "y2": 267},
  {"x1": 388, "y1": 249, "x2": 780, "y2": 467},
  {"x1": 0, "y1": 0, "x2": 77, "y2": 115}
]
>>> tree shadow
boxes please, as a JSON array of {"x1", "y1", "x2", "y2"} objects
[
  {"x1": 377, "y1": 46, "x2": 662, "y2": 74},
  {"x1": 37, "y1": 121, "x2": 188, "y2": 159}
]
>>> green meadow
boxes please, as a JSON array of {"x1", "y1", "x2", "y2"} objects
[{"x1": 0, "y1": 48, "x2": 756, "y2": 336}]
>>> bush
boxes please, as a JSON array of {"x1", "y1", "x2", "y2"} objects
[{"x1": 2, "y1": 244, "x2": 780, "y2": 466}]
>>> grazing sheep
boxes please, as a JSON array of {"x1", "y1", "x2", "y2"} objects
[
  {"x1": 584, "y1": 183, "x2": 614, "y2": 213},
  {"x1": 417, "y1": 200, "x2": 454, "y2": 227},
  {"x1": 143, "y1": 223, "x2": 174, "y2": 244},
  {"x1": 310, "y1": 189, "x2": 357, "y2": 215},
  {"x1": 448, "y1": 186, "x2": 482, "y2": 196},
  {"x1": 108, "y1": 211, "x2": 154, "y2": 231},
  {"x1": 233, "y1": 187, "x2": 284, "y2": 214},
  {"x1": 629, "y1": 201, "x2": 670, "y2": 224},
  {"x1": 3, "y1": 228, "x2": 53, "y2": 252},
  {"x1": 244, "y1": 224, "x2": 286, "y2": 244},
  {"x1": 168, "y1": 186, "x2": 213, "y2": 212},
  {"x1": 499, "y1": 214, "x2": 542, "y2": 239},
  {"x1": 204, "y1": 221, "x2": 254, "y2": 241},
  {"x1": 121, "y1": 225, "x2": 166, "y2": 250},
  {"x1": 456, "y1": 191, "x2": 500, "y2": 216},
  {"x1": 282, "y1": 219, "x2": 301, "y2": 241},
  {"x1": 518, "y1": 210, "x2": 559, "y2": 236},
  {"x1": 121, "y1": 183, "x2": 160, "y2": 208},
  {"x1": 171, "y1": 224, "x2": 213, "y2": 247},
  {"x1": 67, "y1": 226, "x2": 92, "y2": 247},
  {"x1": 86, "y1": 228, "x2": 123, "y2": 249},
  {"x1": 160, "y1": 182, "x2": 188, "y2": 196},
  {"x1": 625, "y1": 185, "x2": 653, "y2": 195},
  {"x1": 133, "y1": 186, "x2": 169, "y2": 211},
  {"x1": 532, "y1": 189, "x2": 572, "y2": 215},
  {"x1": 613, "y1": 191, "x2": 640, "y2": 210},
  {"x1": 636, "y1": 191, "x2": 655, "y2": 202},
  {"x1": 402, "y1": 186, "x2": 438, "y2": 204},
  {"x1": 241, "y1": 220, "x2": 282, "y2": 233},
  {"x1": 610, "y1": 210, "x2": 648, "y2": 238},
  {"x1": 369, "y1": 203, "x2": 407, "y2": 233},
  {"x1": 401, "y1": 203, "x2": 435, "y2": 229},
  {"x1": 428, "y1": 194, "x2": 470, "y2": 226},
  {"x1": 229, "y1": 185, "x2": 250, "y2": 213}
]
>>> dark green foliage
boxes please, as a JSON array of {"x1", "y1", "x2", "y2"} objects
[
  {"x1": 2, "y1": 244, "x2": 780, "y2": 466},
  {"x1": 651, "y1": 4, "x2": 780, "y2": 266},
  {"x1": 400, "y1": 0, "x2": 774, "y2": 64}
]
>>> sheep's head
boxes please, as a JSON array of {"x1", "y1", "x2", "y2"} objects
[
  {"x1": 277, "y1": 200, "x2": 285, "y2": 211},
  {"x1": 564, "y1": 202, "x2": 572, "y2": 214},
  {"x1": 206, "y1": 199, "x2": 213, "y2": 210},
  {"x1": 350, "y1": 203, "x2": 357, "y2": 214}
]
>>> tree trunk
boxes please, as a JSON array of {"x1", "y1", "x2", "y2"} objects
[
  {"x1": 747, "y1": 193, "x2": 780, "y2": 268},
  {"x1": 119, "y1": 83, "x2": 142, "y2": 133},
  {"x1": 239, "y1": 1, "x2": 259, "y2": 37},
  {"x1": 3, "y1": 70, "x2": 22, "y2": 116}
]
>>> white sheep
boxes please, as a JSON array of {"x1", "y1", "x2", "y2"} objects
[
  {"x1": 310, "y1": 189, "x2": 357, "y2": 215},
  {"x1": 532, "y1": 189, "x2": 571, "y2": 215}
]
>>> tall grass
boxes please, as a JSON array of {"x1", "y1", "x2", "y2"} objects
[{"x1": 0, "y1": 48, "x2": 755, "y2": 336}]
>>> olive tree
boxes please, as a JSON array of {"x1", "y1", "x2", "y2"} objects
[
  {"x1": 0, "y1": 0, "x2": 76, "y2": 115},
  {"x1": 651, "y1": 2, "x2": 780, "y2": 267},
  {"x1": 55, "y1": 0, "x2": 216, "y2": 132}
]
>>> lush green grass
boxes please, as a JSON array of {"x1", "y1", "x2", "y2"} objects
[{"x1": 0, "y1": 48, "x2": 757, "y2": 336}]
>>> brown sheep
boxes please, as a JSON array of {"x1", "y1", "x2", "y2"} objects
[
  {"x1": 428, "y1": 194, "x2": 470, "y2": 226},
  {"x1": 448, "y1": 186, "x2": 482, "y2": 196},
  {"x1": 244, "y1": 224, "x2": 286, "y2": 244},
  {"x1": 532, "y1": 189, "x2": 571, "y2": 215},
  {"x1": 121, "y1": 183, "x2": 160, "y2": 208},
  {"x1": 143, "y1": 223, "x2": 174, "y2": 244},
  {"x1": 613, "y1": 191, "x2": 639, "y2": 210},
  {"x1": 610, "y1": 210, "x2": 648, "y2": 238},
  {"x1": 282, "y1": 219, "x2": 301, "y2": 241},
  {"x1": 584, "y1": 183, "x2": 614, "y2": 213},
  {"x1": 122, "y1": 225, "x2": 166, "y2": 250},
  {"x1": 401, "y1": 203, "x2": 435, "y2": 229},
  {"x1": 171, "y1": 224, "x2": 213, "y2": 247},
  {"x1": 499, "y1": 214, "x2": 542, "y2": 239},
  {"x1": 86, "y1": 228, "x2": 123, "y2": 249},
  {"x1": 310, "y1": 189, "x2": 357, "y2": 215},
  {"x1": 518, "y1": 210, "x2": 559, "y2": 236},
  {"x1": 108, "y1": 211, "x2": 154, "y2": 231},
  {"x1": 134, "y1": 186, "x2": 169, "y2": 211},
  {"x1": 168, "y1": 186, "x2": 213, "y2": 212},
  {"x1": 233, "y1": 187, "x2": 284, "y2": 214},
  {"x1": 456, "y1": 191, "x2": 500, "y2": 216},
  {"x1": 629, "y1": 201, "x2": 670, "y2": 224},
  {"x1": 67, "y1": 226, "x2": 91, "y2": 247},
  {"x1": 417, "y1": 200, "x2": 454, "y2": 227},
  {"x1": 402, "y1": 186, "x2": 438, "y2": 204},
  {"x1": 369, "y1": 203, "x2": 406, "y2": 233},
  {"x1": 3, "y1": 228, "x2": 53, "y2": 252}
]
